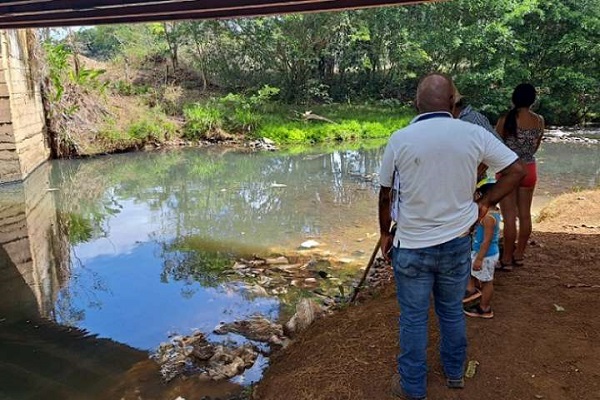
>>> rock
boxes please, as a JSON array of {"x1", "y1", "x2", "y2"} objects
[
  {"x1": 257, "y1": 276, "x2": 273, "y2": 286},
  {"x1": 207, "y1": 344, "x2": 258, "y2": 380},
  {"x1": 214, "y1": 315, "x2": 284, "y2": 343},
  {"x1": 183, "y1": 332, "x2": 215, "y2": 361},
  {"x1": 262, "y1": 137, "x2": 275, "y2": 145},
  {"x1": 242, "y1": 284, "x2": 269, "y2": 297},
  {"x1": 271, "y1": 287, "x2": 288, "y2": 295},
  {"x1": 304, "y1": 277, "x2": 317, "y2": 284},
  {"x1": 300, "y1": 240, "x2": 320, "y2": 249},
  {"x1": 266, "y1": 256, "x2": 289, "y2": 265},
  {"x1": 232, "y1": 262, "x2": 248, "y2": 270},
  {"x1": 284, "y1": 299, "x2": 327, "y2": 338}
]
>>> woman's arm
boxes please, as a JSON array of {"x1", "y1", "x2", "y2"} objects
[
  {"x1": 473, "y1": 214, "x2": 496, "y2": 271},
  {"x1": 534, "y1": 114, "x2": 545, "y2": 153},
  {"x1": 495, "y1": 116, "x2": 506, "y2": 140}
]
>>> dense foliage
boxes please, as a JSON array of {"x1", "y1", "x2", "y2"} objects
[{"x1": 73, "y1": 0, "x2": 600, "y2": 126}]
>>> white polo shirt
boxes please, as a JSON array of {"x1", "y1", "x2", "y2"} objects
[{"x1": 379, "y1": 112, "x2": 518, "y2": 249}]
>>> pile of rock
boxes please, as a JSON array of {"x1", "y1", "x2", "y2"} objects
[
  {"x1": 152, "y1": 299, "x2": 329, "y2": 382},
  {"x1": 152, "y1": 332, "x2": 258, "y2": 382}
]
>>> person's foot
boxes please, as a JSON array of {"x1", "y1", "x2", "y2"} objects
[
  {"x1": 464, "y1": 305, "x2": 494, "y2": 319},
  {"x1": 463, "y1": 288, "x2": 482, "y2": 303},
  {"x1": 391, "y1": 374, "x2": 427, "y2": 400},
  {"x1": 497, "y1": 260, "x2": 514, "y2": 271},
  {"x1": 446, "y1": 377, "x2": 465, "y2": 389}
]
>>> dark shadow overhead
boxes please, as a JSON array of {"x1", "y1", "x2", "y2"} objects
[{"x1": 0, "y1": 0, "x2": 443, "y2": 29}]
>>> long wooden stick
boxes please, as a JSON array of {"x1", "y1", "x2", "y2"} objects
[{"x1": 349, "y1": 237, "x2": 381, "y2": 303}]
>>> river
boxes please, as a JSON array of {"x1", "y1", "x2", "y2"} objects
[{"x1": 0, "y1": 138, "x2": 598, "y2": 399}]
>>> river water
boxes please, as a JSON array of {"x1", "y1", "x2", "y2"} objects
[{"x1": 0, "y1": 139, "x2": 598, "y2": 399}]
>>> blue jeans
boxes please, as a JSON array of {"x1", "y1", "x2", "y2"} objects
[{"x1": 392, "y1": 235, "x2": 471, "y2": 398}]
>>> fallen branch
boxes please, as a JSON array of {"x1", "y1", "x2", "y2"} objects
[{"x1": 295, "y1": 110, "x2": 337, "y2": 124}]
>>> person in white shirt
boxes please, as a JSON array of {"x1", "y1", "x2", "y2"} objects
[{"x1": 379, "y1": 73, "x2": 524, "y2": 400}]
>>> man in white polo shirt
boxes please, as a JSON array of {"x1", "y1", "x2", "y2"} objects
[{"x1": 379, "y1": 73, "x2": 524, "y2": 400}]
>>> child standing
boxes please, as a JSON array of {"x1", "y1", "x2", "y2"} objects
[{"x1": 464, "y1": 181, "x2": 501, "y2": 319}]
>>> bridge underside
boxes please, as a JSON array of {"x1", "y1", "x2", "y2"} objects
[{"x1": 0, "y1": 0, "x2": 439, "y2": 29}]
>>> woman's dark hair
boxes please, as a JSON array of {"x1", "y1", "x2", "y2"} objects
[{"x1": 503, "y1": 83, "x2": 537, "y2": 137}]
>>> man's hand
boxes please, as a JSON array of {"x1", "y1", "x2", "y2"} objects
[
  {"x1": 378, "y1": 186, "x2": 393, "y2": 262},
  {"x1": 380, "y1": 232, "x2": 393, "y2": 262},
  {"x1": 473, "y1": 257, "x2": 483, "y2": 271}
]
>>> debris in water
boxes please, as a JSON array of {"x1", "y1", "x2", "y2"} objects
[
  {"x1": 300, "y1": 240, "x2": 320, "y2": 249},
  {"x1": 553, "y1": 304, "x2": 565, "y2": 312},
  {"x1": 270, "y1": 182, "x2": 287, "y2": 188}
]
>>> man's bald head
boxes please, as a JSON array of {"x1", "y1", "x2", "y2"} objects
[{"x1": 416, "y1": 73, "x2": 455, "y2": 114}]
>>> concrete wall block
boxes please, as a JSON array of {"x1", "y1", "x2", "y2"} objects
[
  {"x1": 0, "y1": 29, "x2": 49, "y2": 183},
  {"x1": 0, "y1": 141, "x2": 16, "y2": 150},
  {"x1": 0, "y1": 97, "x2": 12, "y2": 123}
]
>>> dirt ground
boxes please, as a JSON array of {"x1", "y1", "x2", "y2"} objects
[{"x1": 253, "y1": 190, "x2": 600, "y2": 400}]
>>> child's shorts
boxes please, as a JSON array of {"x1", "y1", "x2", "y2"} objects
[{"x1": 471, "y1": 252, "x2": 498, "y2": 282}]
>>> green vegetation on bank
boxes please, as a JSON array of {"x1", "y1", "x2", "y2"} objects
[
  {"x1": 73, "y1": 0, "x2": 599, "y2": 125},
  {"x1": 181, "y1": 87, "x2": 412, "y2": 143}
]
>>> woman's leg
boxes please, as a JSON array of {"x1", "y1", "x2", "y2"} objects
[
  {"x1": 515, "y1": 186, "x2": 535, "y2": 261},
  {"x1": 500, "y1": 189, "x2": 518, "y2": 265}
]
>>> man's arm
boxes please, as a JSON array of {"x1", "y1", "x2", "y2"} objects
[
  {"x1": 477, "y1": 160, "x2": 525, "y2": 219},
  {"x1": 379, "y1": 186, "x2": 393, "y2": 261}
]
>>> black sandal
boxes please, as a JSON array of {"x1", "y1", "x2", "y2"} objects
[{"x1": 497, "y1": 261, "x2": 514, "y2": 271}]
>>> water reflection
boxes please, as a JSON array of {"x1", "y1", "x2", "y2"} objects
[{"x1": 0, "y1": 162, "x2": 64, "y2": 320}]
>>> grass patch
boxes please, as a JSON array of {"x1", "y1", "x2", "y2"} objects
[
  {"x1": 254, "y1": 103, "x2": 413, "y2": 144},
  {"x1": 182, "y1": 100, "x2": 413, "y2": 144}
]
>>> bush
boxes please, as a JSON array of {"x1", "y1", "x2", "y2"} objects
[
  {"x1": 128, "y1": 116, "x2": 177, "y2": 142},
  {"x1": 183, "y1": 104, "x2": 224, "y2": 139}
]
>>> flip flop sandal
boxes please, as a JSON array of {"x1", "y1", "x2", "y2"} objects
[
  {"x1": 512, "y1": 258, "x2": 525, "y2": 267},
  {"x1": 463, "y1": 289, "x2": 482, "y2": 303},
  {"x1": 497, "y1": 261, "x2": 514, "y2": 271}
]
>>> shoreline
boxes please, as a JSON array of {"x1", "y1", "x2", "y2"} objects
[{"x1": 252, "y1": 188, "x2": 600, "y2": 400}]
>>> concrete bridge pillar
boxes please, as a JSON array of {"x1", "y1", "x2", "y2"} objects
[{"x1": 0, "y1": 29, "x2": 49, "y2": 184}]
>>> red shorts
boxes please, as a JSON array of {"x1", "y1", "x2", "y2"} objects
[
  {"x1": 520, "y1": 162, "x2": 537, "y2": 188},
  {"x1": 496, "y1": 162, "x2": 537, "y2": 188}
]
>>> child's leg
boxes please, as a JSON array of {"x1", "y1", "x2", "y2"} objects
[
  {"x1": 479, "y1": 281, "x2": 493, "y2": 311},
  {"x1": 466, "y1": 276, "x2": 476, "y2": 293}
]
